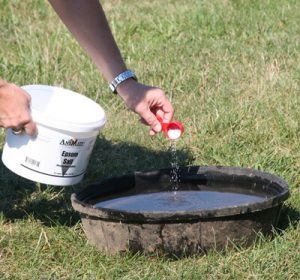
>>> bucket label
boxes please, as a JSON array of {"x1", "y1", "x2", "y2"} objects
[
  {"x1": 60, "y1": 150, "x2": 79, "y2": 175},
  {"x1": 59, "y1": 138, "x2": 85, "y2": 147},
  {"x1": 21, "y1": 136, "x2": 96, "y2": 178}
]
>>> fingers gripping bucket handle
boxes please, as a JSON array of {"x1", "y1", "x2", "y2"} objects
[{"x1": 1, "y1": 85, "x2": 106, "y2": 186}]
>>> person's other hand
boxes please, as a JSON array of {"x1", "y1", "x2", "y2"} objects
[
  {"x1": 117, "y1": 79, "x2": 174, "y2": 136},
  {"x1": 0, "y1": 81, "x2": 37, "y2": 136}
]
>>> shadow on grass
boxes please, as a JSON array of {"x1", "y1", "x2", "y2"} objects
[
  {"x1": 0, "y1": 136, "x2": 193, "y2": 227},
  {"x1": 277, "y1": 204, "x2": 300, "y2": 231}
]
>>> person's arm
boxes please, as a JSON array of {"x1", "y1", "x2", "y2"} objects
[
  {"x1": 48, "y1": 0, "x2": 174, "y2": 136},
  {"x1": 0, "y1": 80, "x2": 37, "y2": 136}
]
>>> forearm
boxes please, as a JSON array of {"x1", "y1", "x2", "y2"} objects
[
  {"x1": 48, "y1": 0, "x2": 127, "y2": 82},
  {"x1": 48, "y1": 0, "x2": 174, "y2": 134}
]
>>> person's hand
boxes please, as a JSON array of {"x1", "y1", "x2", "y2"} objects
[
  {"x1": 117, "y1": 79, "x2": 174, "y2": 136},
  {"x1": 0, "y1": 81, "x2": 37, "y2": 136}
]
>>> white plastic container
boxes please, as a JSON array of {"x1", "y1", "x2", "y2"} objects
[{"x1": 2, "y1": 85, "x2": 106, "y2": 186}]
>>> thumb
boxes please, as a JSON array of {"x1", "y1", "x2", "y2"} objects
[
  {"x1": 24, "y1": 120, "x2": 38, "y2": 136},
  {"x1": 141, "y1": 110, "x2": 162, "y2": 133}
]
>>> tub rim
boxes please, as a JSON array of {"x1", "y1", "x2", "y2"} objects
[{"x1": 71, "y1": 166, "x2": 290, "y2": 223}]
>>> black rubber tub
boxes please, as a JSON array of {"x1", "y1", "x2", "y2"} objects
[{"x1": 71, "y1": 166, "x2": 290, "y2": 257}]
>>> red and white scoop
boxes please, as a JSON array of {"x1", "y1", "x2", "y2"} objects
[{"x1": 157, "y1": 116, "x2": 184, "y2": 140}]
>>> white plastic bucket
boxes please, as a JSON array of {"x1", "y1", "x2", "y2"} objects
[{"x1": 1, "y1": 85, "x2": 106, "y2": 186}]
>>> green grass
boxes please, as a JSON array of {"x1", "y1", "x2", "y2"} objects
[{"x1": 1, "y1": 0, "x2": 300, "y2": 278}]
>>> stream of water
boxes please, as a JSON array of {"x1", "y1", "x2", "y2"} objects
[{"x1": 169, "y1": 140, "x2": 180, "y2": 193}]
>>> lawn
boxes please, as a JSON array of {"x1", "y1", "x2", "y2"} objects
[{"x1": 0, "y1": 0, "x2": 300, "y2": 279}]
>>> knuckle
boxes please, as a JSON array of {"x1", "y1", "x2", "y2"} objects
[
  {"x1": 134, "y1": 103, "x2": 144, "y2": 114},
  {"x1": 22, "y1": 115, "x2": 32, "y2": 124},
  {"x1": 17, "y1": 112, "x2": 31, "y2": 125},
  {"x1": 153, "y1": 87, "x2": 165, "y2": 96},
  {"x1": 144, "y1": 115, "x2": 156, "y2": 126}
]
